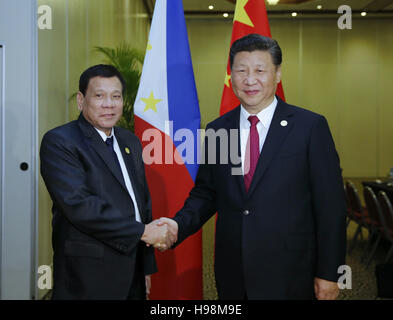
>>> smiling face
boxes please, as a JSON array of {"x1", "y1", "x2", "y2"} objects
[
  {"x1": 231, "y1": 50, "x2": 281, "y2": 114},
  {"x1": 77, "y1": 76, "x2": 124, "y2": 136}
]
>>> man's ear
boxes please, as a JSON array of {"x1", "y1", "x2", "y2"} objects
[
  {"x1": 275, "y1": 65, "x2": 282, "y2": 84},
  {"x1": 76, "y1": 92, "x2": 84, "y2": 112}
]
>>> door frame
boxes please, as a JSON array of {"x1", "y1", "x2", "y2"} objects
[{"x1": 0, "y1": 0, "x2": 38, "y2": 300}]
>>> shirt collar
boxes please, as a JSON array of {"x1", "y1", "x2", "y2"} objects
[
  {"x1": 94, "y1": 127, "x2": 114, "y2": 142},
  {"x1": 240, "y1": 96, "x2": 277, "y2": 128}
]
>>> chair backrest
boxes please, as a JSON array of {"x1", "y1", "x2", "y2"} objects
[
  {"x1": 363, "y1": 186, "x2": 382, "y2": 226},
  {"x1": 378, "y1": 191, "x2": 393, "y2": 240},
  {"x1": 346, "y1": 180, "x2": 363, "y2": 214}
]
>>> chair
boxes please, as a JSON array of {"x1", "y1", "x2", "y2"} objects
[
  {"x1": 362, "y1": 186, "x2": 383, "y2": 268},
  {"x1": 378, "y1": 191, "x2": 393, "y2": 264},
  {"x1": 345, "y1": 181, "x2": 369, "y2": 254}
]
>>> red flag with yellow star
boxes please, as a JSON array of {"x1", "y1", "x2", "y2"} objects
[{"x1": 220, "y1": 0, "x2": 285, "y2": 115}]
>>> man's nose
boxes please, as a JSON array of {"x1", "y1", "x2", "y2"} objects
[
  {"x1": 244, "y1": 74, "x2": 257, "y2": 85},
  {"x1": 102, "y1": 96, "x2": 114, "y2": 107}
]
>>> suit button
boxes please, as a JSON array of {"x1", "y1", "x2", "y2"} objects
[{"x1": 243, "y1": 210, "x2": 250, "y2": 216}]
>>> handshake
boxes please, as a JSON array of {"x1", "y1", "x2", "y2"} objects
[{"x1": 141, "y1": 218, "x2": 178, "y2": 252}]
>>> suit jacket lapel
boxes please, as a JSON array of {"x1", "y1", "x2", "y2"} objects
[
  {"x1": 77, "y1": 114, "x2": 128, "y2": 192},
  {"x1": 224, "y1": 106, "x2": 247, "y2": 197},
  {"x1": 115, "y1": 128, "x2": 146, "y2": 222},
  {"x1": 247, "y1": 98, "x2": 294, "y2": 197}
]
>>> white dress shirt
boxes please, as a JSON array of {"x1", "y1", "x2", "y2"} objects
[
  {"x1": 240, "y1": 97, "x2": 277, "y2": 175},
  {"x1": 95, "y1": 128, "x2": 142, "y2": 222}
]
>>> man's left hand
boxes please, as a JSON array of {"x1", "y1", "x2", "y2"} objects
[{"x1": 314, "y1": 277, "x2": 339, "y2": 300}]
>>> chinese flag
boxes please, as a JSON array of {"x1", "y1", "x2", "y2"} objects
[{"x1": 220, "y1": 0, "x2": 285, "y2": 116}]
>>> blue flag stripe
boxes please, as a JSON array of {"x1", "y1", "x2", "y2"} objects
[{"x1": 166, "y1": 0, "x2": 201, "y2": 181}]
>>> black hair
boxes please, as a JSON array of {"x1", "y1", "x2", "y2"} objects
[
  {"x1": 229, "y1": 34, "x2": 282, "y2": 69},
  {"x1": 79, "y1": 64, "x2": 126, "y2": 96}
]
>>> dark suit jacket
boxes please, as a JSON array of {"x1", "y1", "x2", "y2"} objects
[
  {"x1": 40, "y1": 114, "x2": 156, "y2": 299},
  {"x1": 173, "y1": 97, "x2": 347, "y2": 299}
]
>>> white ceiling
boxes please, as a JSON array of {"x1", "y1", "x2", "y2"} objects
[
  {"x1": 177, "y1": 0, "x2": 393, "y2": 12},
  {"x1": 143, "y1": 0, "x2": 393, "y2": 18}
]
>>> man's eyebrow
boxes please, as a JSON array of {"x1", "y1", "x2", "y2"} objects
[{"x1": 92, "y1": 88, "x2": 122, "y2": 92}]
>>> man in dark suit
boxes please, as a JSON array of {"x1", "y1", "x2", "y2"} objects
[
  {"x1": 40, "y1": 64, "x2": 171, "y2": 299},
  {"x1": 160, "y1": 34, "x2": 347, "y2": 300}
]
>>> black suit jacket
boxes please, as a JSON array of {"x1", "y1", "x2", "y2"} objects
[
  {"x1": 40, "y1": 114, "x2": 156, "y2": 299},
  {"x1": 173, "y1": 97, "x2": 347, "y2": 299}
]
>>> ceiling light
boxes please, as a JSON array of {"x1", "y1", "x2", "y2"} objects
[
  {"x1": 208, "y1": 5, "x2": 214, "y2": 10},
  {"x1": 361, "y1": 11, "x2": 367, "y2": 16},
  {"x1": 291, "y1": 12, "x2": 298, "y2": 17},
  {"x1": 223, "y1": 13, "x2": 229, "y2": 18},
  {"x1": 317, "y1": 5, "x2": 322, "y2": 10},
  {"x1": 267, "y1": 0, "x2": 280, "y2": 5}
]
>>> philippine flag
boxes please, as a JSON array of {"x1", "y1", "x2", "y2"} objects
[{"x1": 134, "y1": 0, "x2": 202, "y2": 299}]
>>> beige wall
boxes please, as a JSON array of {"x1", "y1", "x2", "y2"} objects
[
  {"x1": 38, "y1": 0, "x2": 68, "y2": 300},
  {"x1": 187, "y1": 17, "x2": 393, "y2": 179},
  {"x1": 37, "y1": 0, "x2": 150, "y2": 299}
]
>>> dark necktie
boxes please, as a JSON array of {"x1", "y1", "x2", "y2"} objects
[
  {"x1": 244, "y1": 115, "x2": 260, "y2": 192},
  {"x1": 106, "y1": 136, "x2": 137, "y2": 217},
  {"x1": 105, "y1": 136, "x2": 124, "y2": 182}
]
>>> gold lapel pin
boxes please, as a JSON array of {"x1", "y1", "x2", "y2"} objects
[{"x1": 125, "y1": 147, "x2": 130, "y2": 154}]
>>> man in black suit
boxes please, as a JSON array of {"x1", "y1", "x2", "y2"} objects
[
  {"x1": 40, "y1": 64, "x2": 171, "y2": 299},
  {"x1": 160, "y1": 34, "x2": 347, "y2": 300}
]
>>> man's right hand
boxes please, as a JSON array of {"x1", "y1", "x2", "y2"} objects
[
  {"x1": 141, "y1": 221, "x2": 169, "y2": 250},
  {"x1": 155, "y1": 217, "x2": 178, "y2": 251}
]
